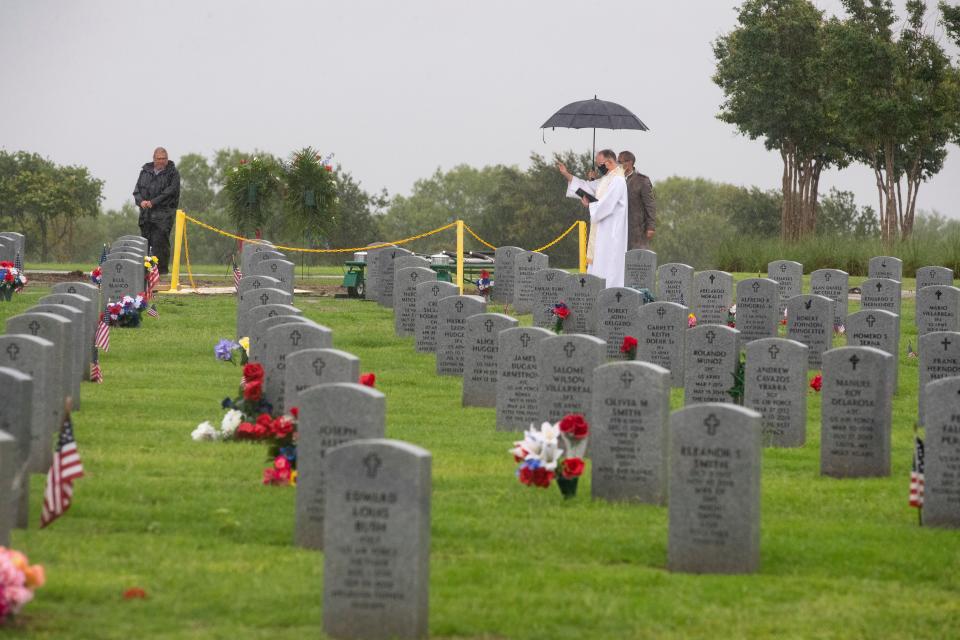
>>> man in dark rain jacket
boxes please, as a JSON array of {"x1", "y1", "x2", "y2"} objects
[{"x1": 133, "y1": 147, "x2": 180, "y2": 274}]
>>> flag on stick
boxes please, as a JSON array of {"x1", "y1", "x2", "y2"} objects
[
  {"x1": 95, "y1": 316, "x2": 110, "y2": 352},
  {"x1": 90, "y1": 350, "x2": 103, "y2": 383},
  {"x1": 147, "y1": 304, "x2": 159, "y2": 318},
  {"x1": 910, "y1": 435, "x2": 925, "y2": 512},
  {"x1": 233, "y1": 260, "x2": 242, "y2": 293},
  {"x1": 41, "y1": 407, "x2": 85, "y2": 528},
  {"x1": 99, "y1": 244, "x2": 108, "y2": 265},
  {"x1": 147, "y1": 265, "x2": 160, "y2": 299},
  {"x1": 14, "y1": 252, "x2": 22, "y2": 271}
]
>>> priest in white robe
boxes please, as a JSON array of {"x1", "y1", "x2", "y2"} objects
[{"x1": 557, "y1": 149, "x2": 628, "y2": 287}]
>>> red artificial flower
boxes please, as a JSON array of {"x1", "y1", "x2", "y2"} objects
[
  {"x1": 262, "y1": 467, "x2": 277, "y2": 484},
  {"x1": 558, "y1": 414, "x2": 589, "y2": 439},
  {"x1": 810, "y1": 374, "x2": 823, "y2": 392},
  {"x1": 256, "y1": 413, "x2": 272, "y2": 429},
  {"x1": 513, "y1": 448, "x2": 528, "y2": 464},
  {"x1": 553, "y1": 304, "x2": 570, "y2": 319},
  {"x1": 243, "y1": 363, "x2": 264, "y2": 382},
  {"x1": 243, "y1": 379, "x2": 263, "y2": 401},
  {"x1": 271, "y1": 416, "x2": 294, "y2": 438},
  {"x1": 532, "y1": 467, "x2": 554, "y2": 488},
  {"x1": 275, "y1": 467, "x2": 291, "y2": 483},
  {"x1": 0, "y1": 261, "x2": 12, "y2": 268},
  {"x1": 359, "y1": 373, "x2": 376, "y2": 387},
  {"x1": 620, "y1": 336, "x2": 638, "y2": 354},
  {"x1": 123, "y1": 587, "x2": 147, "y2": 600},
  {"x1": 5, "y1": 272, "x2": 14, "y2": 283},
  {"x1": 274, "y1": 455, "x2": 290, "y2": 471},
  {"x1": 518, "y1": 466, "x2": 534, "y2": 485},
  {"x1": 289, "y1": 406, "x2": 299, "y2": 418},
  {"x1": 562, "y1": 457, "x2": 585, "y2": 479},
  {"x1": 237, "y1": 422, "x2": 255, "y2": 437},
  {"x1": 480, "y1": 270, "x2": 490, "y2": 279}
]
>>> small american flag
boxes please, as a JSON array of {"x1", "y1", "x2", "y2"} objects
[
  {"x1": 99, "y1": 244, "x2": 108, "y2": 265},
  {"x1": 90, "y1": 350, "x2": 103, "y2": 383},
  {"x1": 910, "y1": 436, "x2": 925, "y2": 509},
  {"x1": 147, "y1": 265, "x2": 160, "y2": 297},
  {"x1": 41, "y1": 411, "x2": 84, "y2": 528},
  {"x1": 14, "y1": 252, "x2": 22, "y2": 271},
  {"x1": 233, "y1": 260, "x2": 242, "y2": 292},
  {"x1": 147, "y1": 304, "x2": 159, "y2": 318},
  {"x1": 95, "y1": 316, "x2": 110, "y2": 352}
]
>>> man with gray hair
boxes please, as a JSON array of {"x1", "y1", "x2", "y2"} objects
[{"x1": 133, "y1": 147, "x2": 180, "y2": 274}]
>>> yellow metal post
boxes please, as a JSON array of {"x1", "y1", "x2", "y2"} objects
[
  {"x1": 168, "y1": 209, "x2": 186, "y2": 292},
  {"x1": 456, "y1": 219, "x2": 465, "y2": 294},
  {"x1": 578, "y1": 220, "x2": 587, "y2": 273}
]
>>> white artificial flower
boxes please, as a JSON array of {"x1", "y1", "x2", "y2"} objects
[
  {"x1": 220, "y1": 409, "x2": 243, "y2": 437},
  {"x1": 539, "y1": 438, "x2": 563, "y2": 471},
  {"x1": 191, "y1": 421, "x2": 219, "y2": 441}
]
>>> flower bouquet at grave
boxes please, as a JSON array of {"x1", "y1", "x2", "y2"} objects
[
  {"x1": 551, "y1": 302, "x2": 570, "y2": 333},
  {"x1": 621, "y1": 335, "x2": 638, "y2": 360},
  {"x1": 90, "y1": 266, "x2": 102, "y2": 286},
  {"x1": 474, "y1": 270, "x2": 493, "y2": 299},
  {"x1": 214, "y1": 338, "x2": 249, "y2": 366},
  {"x1": 0, "y1": 262, "x2": 27, "y2": 301},
  {"x1": 509, "y1": 414, "x2": 589, "y2": 499},
  {"x1": 0, "y1": 547, "x2": 44, "y2": 625},
  {"x1": 727, "y1": 304, "x2": 736, "y2": 328},
  {"x1": 688, "y1": 312, "x2": 697, "y2": 328},
  {"x1": 809, "y1": 374, "x2": 822, "y2": 393},
  {"x1": 143, "y1": 255, "x2": 158, "y2": 271},
  {"x1": 103, "y1": 294, "x2": 148, "y2": 328}
]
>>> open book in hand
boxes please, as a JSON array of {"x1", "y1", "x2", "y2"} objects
[{"x1": 575, "y1": 188, "x2": 598, "y2": 203}]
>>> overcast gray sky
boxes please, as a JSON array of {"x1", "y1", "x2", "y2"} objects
[{"x1": 2, "y1": 0, "x2": 957, "y2": 219}]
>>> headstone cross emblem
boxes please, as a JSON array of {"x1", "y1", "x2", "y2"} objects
[
  {"x1": 752, "y1": 282, "x2": 761, "y2": 293},
  {"x1": 410, "y1": 271, "x2": 419, "y2": 281},
  {"x1": 881, "y1": 260, "x2": 887, "y2": 267},
  {"x1": 455, "y1": 300, "x2": 464, "y2": 313},
  {"x1": 67, "y1": 286, "x2": 77, "y2": 293},
  {"x1": 824, "y1": 272, "x2": 832, "y2": 281},
  {"x1": 5, "y1": 344, "x2": 19, "y2": 360},
  {"x1": 705, "y1": 330, "x2": 716, "y2": 344},
  {"x1": 768, "y1": 344, "x2": 780, "y2": 360},
  {"x1": 484, "y1": 319, "x2": 494, "y2": 333},
  {"x1": 268, "y1": 310, "x2": 278, "y2": 317},
  {"x1": 936, "y1": 290, "x2": 943, "y2": 300},
  {"x1": 362, "y1": 453, "x2": 382, "y2": 478},
  {"x1": 876, "y1": 282, "x2": 883, "y2": 292},
  {"x1": 866, "y1": 315, "x2": 876, "y2": 327},
  {"x1": 704, "y1": 413, "x2": 720, "y2": 436},
  {"x1": 290, "y1": 330, "x2": 302, "y2": 346},
  {"x1": 270, "y1": 263, "x2": 278, "y2": 272},
  {"x1": 780, "y1": 263, "x2": 787, "y2": 273},
  {"x1": 942, "y1": 337, "x2": 953, "y2": 351},
  {"x1": 312, "y1": 358, "x2": 326, "y2": 377},
  {"x1": 670, "y1": 266, "x2": 678, "y2": 276},
  {"x1": 115, "y1": 263, "x2": 122, "y2": 273},
  {"x1": 579, "y1": 277, "x2": 586, "y2": 287},
  {"x1": 709, "y1": 274, "x2": 716, "y2": 284},
  {"x1": 849, "y1": 354, "x2": 860, "y2": 370},
  {"x1": 804, "y1": 299, "x2": 812, "y2": 310},
  {"x1": 657, "y1": 306, "x2": 666, "y2": 318},
  {"x1": 615, "y1": 292, "x2": 622, "y2": 303},
  {"x1": 253, "y1": 279, "x2": 262, "y2": 288},
  {"x1": 259, "y1": 292, "x2": 269, "y2": 305},
  {"x1": 28, "y1": 321, "x2": 40, "y2": 336},
  {"x1": 431, "y1": 285, "x2": 440, "y2": 296},
  {"x1": 519, "y1": 333, "x2": 531, "y2": 348},
  {"x1": 563, "y1": 342, "x2": 576, "y2": 358},
  {"x1": 527, "y1": 255, "x2": 534, "y2": 263},
  {"x1": 620, "y1": 370, "x2": 634, "y2": 389}
]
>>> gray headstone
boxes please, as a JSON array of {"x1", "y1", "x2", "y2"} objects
[
  {"x1": 916, "y1": 285, "x2": 960, "y2": 336},
  {"x1": 590, "y1": 361, "x2": 670, "y2": 504},
  {"x1": 564, "y1": 273, "x2": 606, "y2": 335},
  {"x1": 250, "y1": 259, "x2": 295, "y2": 294},
  {"x1": 394, "y1": 255, "x2": 431, "y2": 272},
  {"x1": 284, "y1": 348, "x2": 360, "y2": 402},
  {"x1": 249, "y1": 250, "x2": 286, "y2": 267},
  {"x1": 414, "y1": 281, "x2": 459, "y2": 353},
  {"x1": 537, "y1": 333, "x2": 606, "y2": 423},
  {"x1": 363, "y1": 243, "x2": 391, "y2": 304},
  {"x1": 868, "y1": 255, "x2": 902, "y2": 281},
  {"x1": 246, "y1": 306, "x2": 304, "y2": 358},
  {"x1": 0, "y1": 367, "x2": 32, "y2": 530},
  {"x1": 236, "y1": 275, "x2": 282, "y2": 299},
  {"x1": 785, "y1": 294, "x2": 834, "y2": 369},
  {"x1": 51, "y1": 282, "x2": 101, "y2": 327},
  {"x1": 250, "y1": 314, "x2": 313, "y2": 362},
  {"x1": 25, "y1": 305, "x2": 83, "y2": 410},
  {"x1": 532, "y1": 268, "x2": 570, "y2": 330},
  {"x1": 462, "y1": 313, "x2": 517, "y2": 407},
  {"x1": 0, "y1": 431, "x2": 14, "y2": 547},
  {"x1": 496, "y1": 327, "x2": 553, "y2": 431},
  {"x1": 920, "y1": 376, "x2": 960, "y2": 528},
  {"x1": 916, "y1": 266, "x2": 954, "y2": 292},
  {"x1": 38, "y1": 292, "x2": 95, "y2": 379},
  {"x1": 744, "y1": 337, "x2": 809, "y2": 447},
  {"x1": 0, "y1": 232, "x2": 25, "y2": 260},
  {"x1": 240, "y1": 240, "x2": 276, "y2": 274},
  {"x1": 667, "y1": 403, "x2": 762, "y2": 574},
  {"x1": 435, "y1": 295, "x2": 486, "y2": 376},
  {"x1": 106, "y1": 251, "x2": 143, "y2": 262},
  {"x1": 735, "y1": 278, "x2": 780, "y2": 343},
  {"x1": 492, "y1": 246, "x2": 523, "y2": 304},
  {"x1": 0, "y1": 336, "x2": 58, "y2": 476},
  {"x1": 296, "y1": 383, "x2": 385, "y2": 550},
  {"x1": 692, "y1": 271, "x2": 733, "y2": 326},
  {"x1": 379, "y1": 247, "x2": 413, "y2": 308},
  {"x1": 846, "y1": 309, "x2": 900, "y2": 395},
  {"x1": 767, "y1": 260, "x2": 803, "y2": 314},
  {"x1": 656, "y1": 263, "x2": 694, "y2": 306},
  {"x1": 101, "y1": 258, "x2": 145, "y2": 303},
  {"x1": 919, "y1": 331, "x2": 960, "y2": 424},
  {"x1": 0, "y1": 242, "x2": 11, "y2": 263},
  {"x1": 512, "y1": 251, "x2": 549, "y2": 314},
  {"x1": 820, "y1": 346, "x2": 893, "y2": 477},
  {"x1": 237, "y1": 287, "x2": 293, "y2": 339},
  {"x1": 624, "y1": 249, "x2": 657, "y2": 291},
  {"x1": 810, "y1": 269, "x2": 849, "y2": 329},
  {"x1": 596, "y1": 287, "x2": 642, "y2": 359},
  {"x1": 263, "y1": 321, "x2": 333, "y2": 412},
  {"x1": 323, "y1": 439, "x2": 430, "y2": 640},
  {"x1": 860, "y1": 278, "x2": 902, "y2": 318},
  {"x1": 637, "y1": 301, "x2": 688, "y2": 387},
  {"x1": 394, "y1": 267, "x2": 436, "y2": 337},
  {"x1": 683, "y1": 325, "x2": 740, "y2": 405}
]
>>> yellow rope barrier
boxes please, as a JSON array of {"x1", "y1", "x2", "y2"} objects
[
  {"x1": 534, "y1": 221, "x2": 580, "y2": 253},
  {"x1": 182, "y1": 214, "x2": 456, "y2": 253},
  {"x1": 462, "y1": 224, "x2": 497, "y2": 250}
]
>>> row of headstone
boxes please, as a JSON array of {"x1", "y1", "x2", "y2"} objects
[
  {"x1": 0, "y1": 232, "x2": 25, "y2": 264},
  {"x1": 101, "y1": 235, "x2": 148, "y2": 303},
  {"x1": 236, "y1": 239, "x2": 296, "y2": 340}
]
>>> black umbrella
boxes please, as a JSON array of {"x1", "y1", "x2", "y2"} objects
[{"x1": 541, "y1": 95, "x2": 649, "y2": 160}]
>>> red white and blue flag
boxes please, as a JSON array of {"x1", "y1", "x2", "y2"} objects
[
  {"x1": 41, "y1": 412, "x2": 84, "y2": 528},
  {"x1": 233, "y1": 260, "x2": 242, "y2": 293},
  {"x1": 910, "y1": 436, "x2": 925, "y2": 509},
  {"x1": 95, "y1": 316, "x2": 110, "y2": 352},
  {"x1": 90, "y1": 350, "x2": 103, "y2": 383}
]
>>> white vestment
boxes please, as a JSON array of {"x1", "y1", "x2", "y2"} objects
[{"x1": 566, "y1": 170, "x2": 628, "y2": 287}]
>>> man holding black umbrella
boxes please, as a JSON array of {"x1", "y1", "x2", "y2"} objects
[{"x1": 556, "y1": 149, "x2": 628, "y2": 287}]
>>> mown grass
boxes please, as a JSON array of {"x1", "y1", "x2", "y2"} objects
[{"x1": 2, "y1": 275, "x2": 959, "y2": 639}]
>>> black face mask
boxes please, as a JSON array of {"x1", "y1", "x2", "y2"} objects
[{"x1": 596, "y1": 163, "x2": 608, "y2": 176}]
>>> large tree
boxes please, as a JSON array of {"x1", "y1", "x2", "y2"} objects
[{"x1": 713, "y1": 0, "x2": 847, "y2": 241}]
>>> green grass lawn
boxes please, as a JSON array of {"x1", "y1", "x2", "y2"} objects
[{"x1": 2, "y1": 275, "x2": 959, "y2": 639}]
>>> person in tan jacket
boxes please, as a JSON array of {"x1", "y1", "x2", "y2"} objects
[{"x1": 618, "y1": 151, "x2": 656, "y2": 250}]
